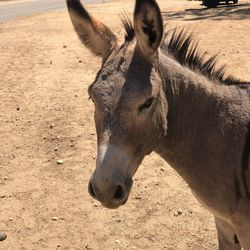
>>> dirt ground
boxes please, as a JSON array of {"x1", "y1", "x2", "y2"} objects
[{"x1": 1, "y1": 0, "x2": 250, "y2": 249}]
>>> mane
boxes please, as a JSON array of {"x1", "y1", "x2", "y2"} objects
[
  {"x1": 120, "y1": 14, "x2": 135, "y2": 42},
  {"x1": 121, "y1": 17, "x2": 249, "y2": 86}
]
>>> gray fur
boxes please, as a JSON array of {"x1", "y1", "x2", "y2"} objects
[{"x1": 67, "y1": 0, "x2": 250, "y2": 248}]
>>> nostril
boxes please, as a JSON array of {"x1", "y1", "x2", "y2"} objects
[
  {"x1": 113, "y1": 184, "x2": 125, "y2": 201},
  {"x1": 88, "y1": 181, "x2": 97, "y2": 198}
]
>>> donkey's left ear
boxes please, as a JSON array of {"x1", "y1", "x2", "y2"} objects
[{"x1": 134, "y1": 0, "x2": 163, "y2": 62}]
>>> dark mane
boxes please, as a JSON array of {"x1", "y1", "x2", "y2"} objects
[
  {"x1": 121, "y1": 17, "x2": 249, "y2": 86},
  {"x1": 121, "y1": 14, "x2": 135, "y2": 42}
]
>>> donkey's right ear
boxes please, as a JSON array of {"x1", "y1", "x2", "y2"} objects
[{"x1": 66, "y1": 0, "x2": 118, "y2": 60}]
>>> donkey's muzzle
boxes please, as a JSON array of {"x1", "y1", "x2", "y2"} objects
[{"x1": 88, "y1": 175, "x2": 132, "y2": 209}]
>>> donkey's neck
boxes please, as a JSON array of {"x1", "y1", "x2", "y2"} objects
[{"x1": 155, "y1": 53, "x2": 234, "y2": 183}]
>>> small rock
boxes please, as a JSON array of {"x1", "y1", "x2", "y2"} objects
[
  {"x1": 70, "y1": 144, "x2": 74, "y2": 147},
  {"x1": 16, "y1": 107, "x2": 20, "y2": 111},
  {"x1": 63, "y1": 45, "x2": 67, "y2": 48},
  {"x1": 4, "y1": 177, "x2": 8, "y2": 181},
  {"x1": 0, "y1": 232, "x2": 7, "y2": 241},
  {"x1": 54, "y1": 147, "x2": 58, "y2": 152},
  {"x1": 49, "y1": 124, "x2": 53, "y2": 129},
  {"x1": 0, "y1": 195, "x2": 6, "y2": 198},
  {"x1": 52, "y1": 217, "x2": 58, "y2": 221},
  {"x1": 79, "y1": 60, "x2": 82, "y2": 63},
  {"x1": 174, "y1": 210, "x2": 183, "y2": 217},
  {"x1": 9, "y1": 218, "x2": 13, "y2": 221},
  {"x1": 57, "y1": 160, "x2": 64, "y2": 165},
  {"x1": 115, "y1": 240, "x2": 120, "y2": 244},
  {"x1": 160, "y1": 167, "x2": 166, "y2": 171}
]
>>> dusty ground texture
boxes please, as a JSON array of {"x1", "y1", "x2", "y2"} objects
[{"x1": 1, "y1": 0, "x2": 250, "y2": 249}]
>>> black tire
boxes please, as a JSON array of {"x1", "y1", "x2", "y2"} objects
[{"x1": 202, "y1": 0, "x2": 219, "y2": 7}]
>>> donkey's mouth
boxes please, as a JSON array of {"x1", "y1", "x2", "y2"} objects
[{"x1": 100, "y1": 196, "x2": 128, "y2": 209}]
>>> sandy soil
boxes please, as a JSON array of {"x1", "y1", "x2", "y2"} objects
[
  {"x1": 1, "y1": 0, "x2": 250, "y2": 249},
  {"x1": 0, "y1": 0, "x2": 35, "y2": 6}
]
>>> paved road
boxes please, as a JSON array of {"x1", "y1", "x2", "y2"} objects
[{"x1": 0, "y1": 0, "x2": 106, "y2": 21}]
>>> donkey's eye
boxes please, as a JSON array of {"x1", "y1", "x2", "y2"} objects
[{"x1": 139, "y1": 98, "x2": 154, "y2": 112}]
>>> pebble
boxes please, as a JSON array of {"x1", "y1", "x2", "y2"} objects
[
  {"x1": 9, "y1": 218, "x2": 13, "y2": 221},
  {"x1": 0, "y1": 195, "x2": 6, "y2": 198},
  {"x1": 54, "y1": 147, "x2": 58, "y2": 152},
  {"x1": 4, "y1": 177, "x2": 8, "y2": 181},
  {"x1": 0, "y1": 232, "x2": 7, "y2": 241},
  {"x1": 52, "y1": 217, "x2": 58, "y2": 221},
  {"x1": 174, "y1": 210, "x2": 183, "y2": 216},
  {"x1": 160, "y1": 167, "x2": 166, "y2": 171},
  {"x1": 57, "y1": 160, "x2": 64, "y2": 165},
  {"x1": 115, "y1": 240, "x2": 120, "y2": 244}
]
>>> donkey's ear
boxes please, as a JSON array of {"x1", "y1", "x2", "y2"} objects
[
  {"x1": 66, "y1": 0, "x2": 118, "y2": 60},
  {"x1": 133, "y1": 0, "x2": 163, "y2": 61}
]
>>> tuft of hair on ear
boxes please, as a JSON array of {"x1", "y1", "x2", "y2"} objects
[{"x1": 120, "y1": 13, "x2": 135, "y2": 42}]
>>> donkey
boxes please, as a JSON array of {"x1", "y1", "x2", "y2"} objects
[{"x1": 66, "y1": 0, "x2": 250, "y2": 248}]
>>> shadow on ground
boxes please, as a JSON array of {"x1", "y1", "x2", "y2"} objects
[{"x1": 162, "y1": 2, "x2": 250, "y2": 21}]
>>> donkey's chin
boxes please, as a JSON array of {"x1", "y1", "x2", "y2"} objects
[{"x1": 101, "y1": 199, "x2": 128, "y2": 209}]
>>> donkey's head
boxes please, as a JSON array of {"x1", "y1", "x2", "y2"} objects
[{"x1": 67, "y1": 0, "x2": 168, "y2": 208}]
